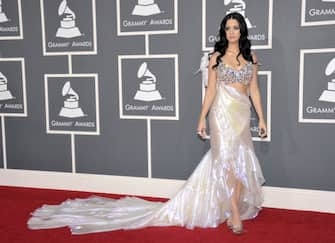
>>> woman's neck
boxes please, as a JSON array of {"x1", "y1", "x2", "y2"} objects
[{"x1": 226, "y1": 43, "x2": 239, "y2": 54}]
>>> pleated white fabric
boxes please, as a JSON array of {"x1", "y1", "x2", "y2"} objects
[{"x1": 28, "y1": 81, "x2": 265, "y2": 235}]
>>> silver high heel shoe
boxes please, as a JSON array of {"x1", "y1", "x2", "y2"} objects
[
  {"x1": 226, "y1": 218, "x2": 233, "y2": 229},
  {"x1": 231, "y1": 223, "x2": 243, "y2": 235}
]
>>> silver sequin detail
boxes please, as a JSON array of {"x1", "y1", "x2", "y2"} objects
[{"x1": 217, "y1": 62, "x2": 253, "y2": 85}]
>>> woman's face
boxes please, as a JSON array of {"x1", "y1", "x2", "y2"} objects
[{"x1": 225, "y1": 19, "x2": 241, "y2": 43}]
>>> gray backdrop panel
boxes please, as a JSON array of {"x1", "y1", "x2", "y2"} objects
[{"x1": 0, "y1": 0, "x2": 334, "y2": 191}]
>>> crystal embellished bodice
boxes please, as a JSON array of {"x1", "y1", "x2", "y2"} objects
[{"x1": 217, "y1": 62, "x2": 253, "y2": 85}]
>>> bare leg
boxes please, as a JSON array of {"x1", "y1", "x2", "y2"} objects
[
  {"x1": 230, "y1": 179, "x2": 243, "y2": 226},
  {"x1": 226, "y1": 167, "x2": 243, "y2": 233}
]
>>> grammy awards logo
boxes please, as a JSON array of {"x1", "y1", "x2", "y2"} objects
[
  {"x1": 319, "y1": 57, "x2": 335, "y2": 103},
  {"x1": 0, "y1": 71, "x2": 14, "y2": 100},
  {"x1": 224, "y1": 0, "x2": 255, "y2": 29},
  {"x1": 59, "y1": 81, "x2": 86, "y2": 118},
  {"x1": 0, "y1": 0, "x2": 8, "y2": 23},
  {"x1": 304, "y1": 0, "x2": 335, "y2": 21},
  {"x1": 56, "y1": 0, "x2": 82, "y2": 38},
  {"x1": 132, "y1": 0, "x2": 161, "y2": 16},
  {"x1": 134, "y1": 62, "x2": 163, "y2": 102}
]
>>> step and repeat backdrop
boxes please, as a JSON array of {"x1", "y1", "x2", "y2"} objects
[{"x1": 0, "y1": 0, "x2": 334, "y2": 191}]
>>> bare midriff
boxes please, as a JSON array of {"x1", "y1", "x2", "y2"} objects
[{"x1": 225, "y1": 83, "x2": 249, "y2": 95}]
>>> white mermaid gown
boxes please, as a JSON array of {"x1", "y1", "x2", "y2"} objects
[{"x1": 28, "y1": 61, "x2": 265, "y2": 234}]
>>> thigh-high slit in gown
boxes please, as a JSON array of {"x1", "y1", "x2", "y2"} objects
[{"x1": 28, "y1": 62, "x2": 265, "y2": 234}]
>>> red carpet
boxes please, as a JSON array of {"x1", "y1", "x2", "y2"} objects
[{"x1": 1, "y1": 185, "x2": 334, "y2": 243}]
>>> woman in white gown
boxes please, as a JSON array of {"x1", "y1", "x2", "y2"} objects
[{"x1": 28, "y1": 12, "x2": 266, "y2": 235}]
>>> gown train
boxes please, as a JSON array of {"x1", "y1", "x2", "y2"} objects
[{"x1": 28, "y1": 83, "x2": 265, "y2": 234}]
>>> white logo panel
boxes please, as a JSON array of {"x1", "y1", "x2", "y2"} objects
[
  {"x1": 299, "y1": 49, "x2": 335, "y2": 123},
  {"x1": 45, "y1": 74, "x2": 100, "y2": 134},
  {"x1": 117, "y1": 0, "x2": 178, "y2": 36},
  {"x1": 118, "y1": 55, "x2": 179, "y2": 120},
  {"x1": 301, "y1": 0, "x2": 335, "y2": 26},
  {"x1": 251, "y1": 71, "x2": 271, "y2": 142},
  {"x1": 0, "y1": 0, "x2": 23, "y2": 40},
  {"x1": 40, "y1": 0, "x2": 97, "y2": 55},
  {"x1": 0, "y1": 58, "x2": 27, "y2": 116},
  {"x1": 202, "y1": 0, "x2": 273, "y2": 50}
]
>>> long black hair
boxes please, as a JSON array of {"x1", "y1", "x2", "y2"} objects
[{"x1": 211, "y1": 12, "x2": 256, "y2": 69}]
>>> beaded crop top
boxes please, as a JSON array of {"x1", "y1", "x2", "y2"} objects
[{"x1": 217, "y1": 62, "x2": 253, "y2": 85}]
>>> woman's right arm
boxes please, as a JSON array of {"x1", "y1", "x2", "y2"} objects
[{"x1": 197, "y1": 53, "x2": 218, "y2": 139}]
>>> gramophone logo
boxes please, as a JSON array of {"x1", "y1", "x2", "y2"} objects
[
  {"x1": 299, "y1": 49, "x2": 335, "y2": 123},
  {"x1": 0, "y1": 71, "x2": 14, "y2": 100},
  {"x1": 56, "y1": 0, "x2": 82, "y2": 38},
  {"x1": 58, "y1": 81, "x2": 86, "y2": 118},
  {"x1": 0, "y1": 0, "x2": 8, "y2": 23},
  {"x1": 134, "y1": 62, "x2": 163, "y2": 102},
  {"x1": 319, "y1": 57, "x2": 335, "y2": 103},
  {"x1": 132, "y1": 0, "x2": 161, "y2": 16},
  {"x1": 203, "y1": 0, "x2": 272, "y2": 50},
  {"x1": 224, "y1": 0, "x2": 255, "y2": 29}
]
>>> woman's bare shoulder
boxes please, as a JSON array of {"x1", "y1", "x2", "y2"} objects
[
  {"x1": 210, "y1": 51, "x2": 221, "y2": 58},
  {"x1": 209, "y1": 52, "x2": 220, "y2": 65}
]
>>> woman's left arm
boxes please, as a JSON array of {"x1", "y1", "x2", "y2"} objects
[{"x1": 249, "y1": 52, "x2": 267, "y2": 138}]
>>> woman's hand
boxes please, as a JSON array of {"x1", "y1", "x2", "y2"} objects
[
  {"x1": 258, "y1": 119, "x2": 267, "y2": 138},
  {"x1": 197, "y1": 118, "x2": 208, "y2": 139}
]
